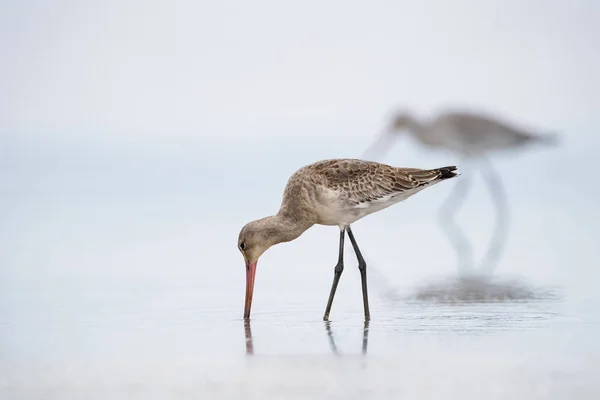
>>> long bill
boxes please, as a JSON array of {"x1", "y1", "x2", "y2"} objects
[{"x1": 244, "y1": 260, "x2": 258, "y2": 320}]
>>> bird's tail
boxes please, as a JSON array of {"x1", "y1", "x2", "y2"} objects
[
  {"x1": 436, "y1": 166, "x2": 460, "y2": 180},
  {"x1": 407, "y1": 166, "x2": 460, "y2": 184}
]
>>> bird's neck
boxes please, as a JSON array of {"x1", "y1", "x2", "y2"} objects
[
  {"x1": 405, "y1": 117, "x2": 427, "y2": 136},
  {"x1": 262, "y1": 213, "x2": 313, "y2": 246},
  {"x1": 408, "y1": 119, "x2": 440, "y2": 147}
]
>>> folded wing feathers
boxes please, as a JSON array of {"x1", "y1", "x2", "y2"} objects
[{"x1": 311, "y1": 159, "x2": 449, "y2": 208}]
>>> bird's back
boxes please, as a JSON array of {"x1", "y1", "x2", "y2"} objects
[
  {"x1": 279, "y1": 159, "x2": 458, "y2": 226},
  {"x1": 431, "y1": 111, "x2": 549, "y2": 154}
]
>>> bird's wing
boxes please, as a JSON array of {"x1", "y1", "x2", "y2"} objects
[
  {"x1": 446, "y1": 112, "x2": 538, "y2": 141},
  {"x1": 310, "y1": 159, "x2": 451, "y2": 208}
]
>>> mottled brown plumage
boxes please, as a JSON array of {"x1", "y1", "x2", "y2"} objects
[
  {"x1": 238, "y1": 158, "x2": 459, "y2": 320},
  {"x1": 283, "y1": 159, "x2": 456, "y2": 211}
]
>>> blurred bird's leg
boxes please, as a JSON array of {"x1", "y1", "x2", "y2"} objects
[
  {"x1": 367, "y1": 266, "x2": 403, "y2": 302},
  {"x1": 438, "y1": 161, "x2": 475, "y2": 276},
  {"x1": 361, "y1": 131, "x2": 395, "y2": 161},
  {"x1": 479, "y1": 157, "x2": 510, "y2": 275}
]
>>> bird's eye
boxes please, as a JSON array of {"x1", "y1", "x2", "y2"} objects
[{"x1": 240, "y1": 242, "x2": 246, "y2": 250}]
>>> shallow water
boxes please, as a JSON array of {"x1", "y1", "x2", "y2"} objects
[
  {"x1": 1, "y1": 272, "x2": 599, "y2": 400},
  {"x1": 2, "y1": 141, "x2": 599, "y2": 399}
]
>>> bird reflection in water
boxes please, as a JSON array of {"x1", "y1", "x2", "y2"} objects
[
  {"x1": 324, "y1": 321, "x2": 339, "y2": 355},
  {"x1": 243, "y1": 320, "x2": 369, "y2": 356},
  {"x1": 244, "y1": 320, "x2": 253, "y2": 355},
  {"x1": 325, "y1": 321, "x2": 369, "y2": 356},
  {"x1": 361, "y1": 320, "x2": 369, "y2": 355}
]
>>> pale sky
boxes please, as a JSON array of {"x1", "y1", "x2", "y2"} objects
[{"x1": 1, "y1": 0, "x2": 599, "y2": 145}]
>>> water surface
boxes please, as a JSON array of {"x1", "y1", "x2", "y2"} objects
[{"x1": 1, "y1": 139, "x2": 599, "y2": 399}]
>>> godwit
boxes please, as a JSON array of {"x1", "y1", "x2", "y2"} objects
[
  {"x1": 362, "y1": 110, "x2": 558, "y2": 274},
  {"x1": 238, "y1": 158, "x2": 459, "y2": 321}
]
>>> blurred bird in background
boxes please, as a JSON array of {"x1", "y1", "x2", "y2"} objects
[{"x1": 362, "y1": 109, "x2": 559, "y2": 276}]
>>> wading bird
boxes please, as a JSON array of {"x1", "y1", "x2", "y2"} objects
[
  {"x1": 238, "y1": 158, "x2": 459, "y2": 321},
  {"x1": 362, "y1": 110, "x2": 558, "y2": 275}
]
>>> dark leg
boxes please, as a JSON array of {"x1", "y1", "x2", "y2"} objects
[
  {"x1": 479, "y1": 157, "x2": 510, "y2": 275},
  {"x1": 323, "y1": 228, "x2": 345, "y2": 321},
  {"x1": 346, "y1": 226, "x2": 371, "y2": 321},
  {"x1": 438, "y1": 163, "x2": 474, "y2": 276}
]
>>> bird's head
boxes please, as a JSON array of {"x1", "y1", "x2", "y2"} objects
[
  {"x1": 388, "y1": 111, "x2": 419, "y2": 134},
  {"x1": 238, "y1": 217, "x2": 278, "y2": 320},
  {"x1": 238, "y1": 219, "x2": 274, "y2": 264},
  {"x1": 238, "y1": 214, "x2": 310, "y2": 320},
  {"x1": 362, "y1": 110, "x2": 422, "y2": 160}
]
